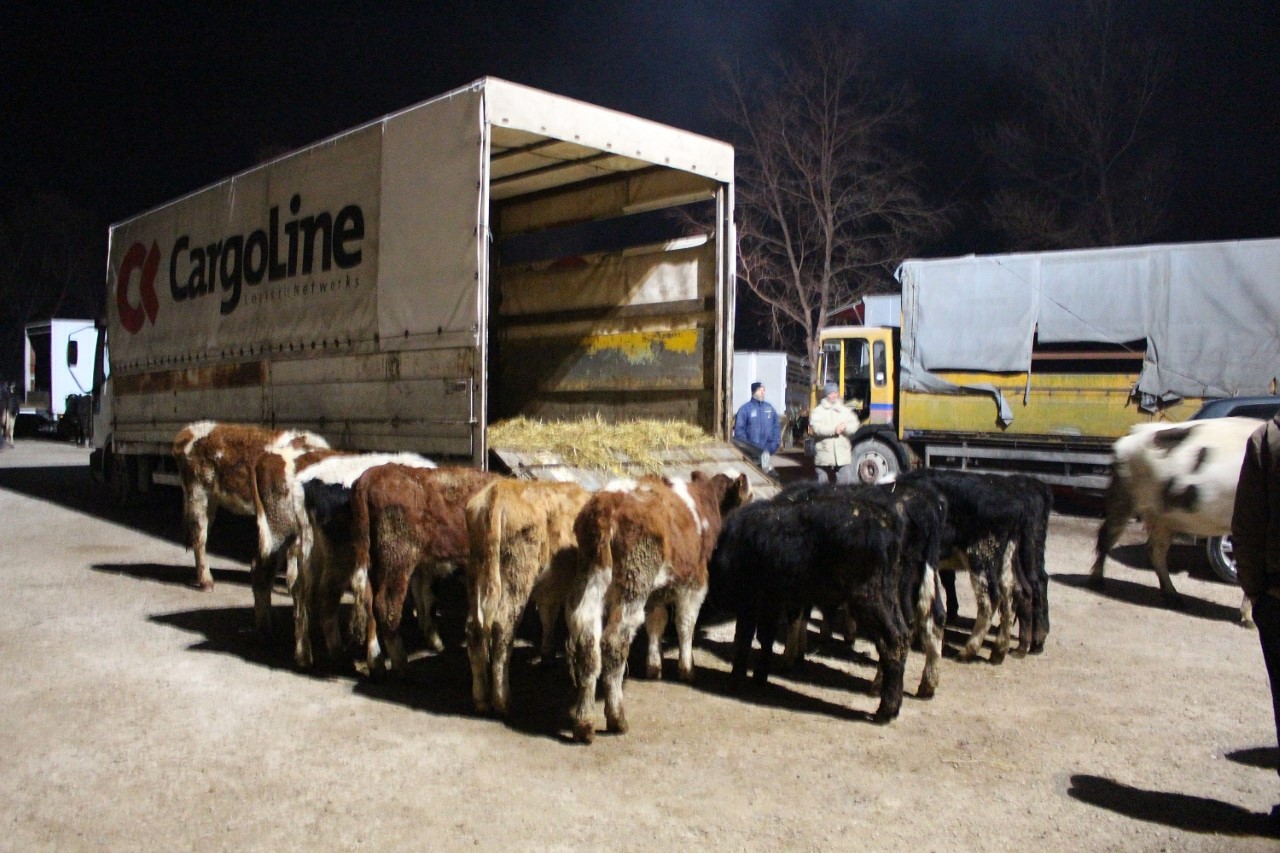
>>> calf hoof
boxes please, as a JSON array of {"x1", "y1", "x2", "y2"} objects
[
  {"x1": 678, "y1": 666, "x2": 695, "y2": 684},
  {"x1": 1030, "y1": 640, "x2": 1046, "y2": 654},
  {"x1": 916, "y1": 681, "x2": 935, "y2": 700},
  {"x1": 645, "y1": 663, "x2": 662, "y2": 680},
  {"x1": 989, "y1": 650, "x2": 1007, "y2": 666},
  {"x1": 871, "y1": 705, "x2": 900, "y2": 725},
  {"x1": 571, "y1": 720, "x2": 596, "y2": 744},
  {"x1": 956, "y1": 646, "x2": 978, "y2": 663},
  {"x1": 1241, "y1": 619, "x2": 1257, "y2": 630},
  {"x1": 197, "y1": 579, "x2": 215, "y2": 592},
  {"x1": 606, "y1": 713, "x2": 629, "y2": 735}
]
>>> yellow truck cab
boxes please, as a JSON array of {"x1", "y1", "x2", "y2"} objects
[{"x1": 813, "y1": 325, "x2": 905, "y2": 481}]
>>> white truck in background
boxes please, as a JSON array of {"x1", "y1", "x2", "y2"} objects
[
  {"x1": 21, "y1": 319, "x2": 96, "y2": 437},
  {"x1": 731, "y1": 350, "x2": 807, "y2": 444}
]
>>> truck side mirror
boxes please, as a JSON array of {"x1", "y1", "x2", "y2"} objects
[{"x1": 67, "y1": 340, "x2": 78, "y2": 367}]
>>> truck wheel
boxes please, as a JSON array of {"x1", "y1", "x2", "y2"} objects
[
  {"x1": 852, "y1": 439, "x2": 899, "y2": 485},
  {"x1": 1205, "y1": 535, "x2": 1238, "y2": 584}
]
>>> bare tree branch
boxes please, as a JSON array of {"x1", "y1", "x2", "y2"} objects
[
  {"x1": 981, "y1": 0, "x2": 1173, "y2": 249},
  {"x1": 723, "y1": 29, "x2": 946, "y2": 371}
]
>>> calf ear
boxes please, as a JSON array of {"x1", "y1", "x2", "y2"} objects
[
  {"x1": 735, "y1": 473, "x2": 750, "y2": 501},
  {"x1": 690, "y1": 470, "x2": 707, "y2": 483}
]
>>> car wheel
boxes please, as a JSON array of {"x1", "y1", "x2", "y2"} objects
[
  {"x1": 852, "y1": 439, "x2": 899, "y2": 485},
  {"x1": 1205, "y1": 535, "x2": 1238, "y2": 584}
]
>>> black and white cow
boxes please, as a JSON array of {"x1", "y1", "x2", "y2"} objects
[{"x1": 1092, "y1": 416, "x2": 1260, "y2": 620}]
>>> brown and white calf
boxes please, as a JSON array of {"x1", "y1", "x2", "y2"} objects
[
  {"x1": 172, "y1": 421, "x2": 329, "y2": 590},
  {"x1": 347, "y1": 465, "x2": 501, "y2": 675},
  {"x1": 251, "y1": 447, "x2": 435, "y2": 665},
  {"x1": 464, "y1": 479, "x2": 591, "y2": 717},
  {"x1": 567, "y1": 471, "x2": 750, "y2": 743},
  {"x1": 1093, "y1": 416, "x2": 1260, "y2": 620}
]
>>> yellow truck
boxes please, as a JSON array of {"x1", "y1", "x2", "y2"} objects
[{"x1": 814, "y1": 238, "x2": 1280, "y2": 488}]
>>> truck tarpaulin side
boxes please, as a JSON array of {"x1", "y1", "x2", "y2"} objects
[{"x1": 896, "y1": 237, "x2": 1280, "y2": 421}]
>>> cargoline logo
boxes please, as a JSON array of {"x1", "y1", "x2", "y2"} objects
[
  {"x1": 115, "y1": 193, "x2": 366, "y2": 335},
  {"x1": 117, "y1": 241, "x2": 161, "y2": 334}
]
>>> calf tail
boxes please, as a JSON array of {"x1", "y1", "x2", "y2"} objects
[{"x1": 466, "y1": 488, "x2": 505, "y2": 631}]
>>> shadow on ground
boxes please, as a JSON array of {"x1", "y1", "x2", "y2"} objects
[
  {"x1": 1052, "y1": 572, "x2": 1243, "y2": 623},
  {"x1": 147, "y1": 589, "x2": 576, "y2": 743},
  {"x1": 1225, "y1": 746, "x2": 1279, "y2": 771},
  {"x1": 1068, "y1": 774, "x2": 1279, "y2": 838},
  {"x1": 0, "y1": 458, "x2": 257, "y2": 568}
]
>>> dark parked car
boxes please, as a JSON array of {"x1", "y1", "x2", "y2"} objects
[{"x1": 1189, "y1": 396, "x2": 1280, "y2": 583}]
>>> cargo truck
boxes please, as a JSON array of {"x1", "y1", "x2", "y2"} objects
[
  {"x1": 813, "y1": 237, "x2": 1280, "y2": 487},
  {"x1": 91, "y1": 77, "x2": 768, "y2": 500}
]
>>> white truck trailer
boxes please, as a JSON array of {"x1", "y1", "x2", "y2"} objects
[
  {"x1": 22, "y1": 318, "x2": 96, "y2": 430},
  {"x1": 93, "y1": 78, "x2": 767, "y2": 497}
]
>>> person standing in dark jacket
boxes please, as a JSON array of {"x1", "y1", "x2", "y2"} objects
[
  {"x1": 733, "y1": 381, "x2": 780, "y2": 475},
  {"x1": 1232, "y1": 413, "x2": 1280, "y2": 822}
]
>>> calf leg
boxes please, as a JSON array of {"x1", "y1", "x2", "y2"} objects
[
  {"x1": 490, "y1": 615, "x2": 518, "y2": 717},
  {"x1": 673, "y1": 585, "x2": 707, "y2": 683},
  {"x1": 939, "y1": 568, "x2": 959, "y2": 623},
  {"x1": 567, "y1": 571, "x2": 607, "y2": 744},
  {"x1": 409, "y1": 569, "x2": 445, "y2": 653},
  {"x1": 250, "y1": 551, "x2": 278, "y2": 636},
  {"x1": 1089, "y1": 477, "x2": 1134, "y2": 590},
  {"x1": 755, "y1": 599, "x2": 789, "y2": 684},
  {"x1": 184, "y1": 485, "x2": 216, "y2": 591},
  {"x1": 466, "y1": 614, "x2": 492, "y2": 714},
  {"x1": 730, "y1": 607, "x2": 759, "y2": 683},
  {"x1": 990, "y1": 544, "x2": 1016, "y2": 665},
  {"x1": 644, "y1": 602, "x2": 669, "y2": 680},
  {"x1": 531, "y1": 583, "x2": 562, "y2": 666},
  {"x1": 602, "y1": 597, "x2": 646, "y2": 736},
  {"x1": 958, "y1": 561, "x2": 993, "y2": 662},
  {"x1": 915, "y1": 565, "x2": 942, "y2": 699},
  {"x1": 872, "y1": 633, "x2": 908, "y2": 723},
  {"x1": 1147, "y1": 525, "x2": 1184, "y2": 608},
  {"x1": 780, "y1": 604, "x2": 812, "y2": 671},
  {"x1": 292, "y1": 562, "x2": 315, "y2": 669}
]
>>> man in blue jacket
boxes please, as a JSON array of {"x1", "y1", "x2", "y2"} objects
[{"x1": 733, "y1": 381, "x2": 781, "y2": 475}]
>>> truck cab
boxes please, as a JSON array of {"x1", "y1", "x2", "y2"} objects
[{"x1": 812, "y1": 325, "x2": 906, "y2": 482}]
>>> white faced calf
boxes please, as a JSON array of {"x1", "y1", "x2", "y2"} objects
[{"x1": 173, "y1": 421, "x2": 328, "y2": 591}]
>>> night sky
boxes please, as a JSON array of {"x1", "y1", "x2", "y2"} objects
[{"x1": 2, "y1": 1, "x2": 1278, "y2": 331}]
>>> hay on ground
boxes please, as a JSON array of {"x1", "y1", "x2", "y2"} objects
[{"x1": 487, "y1": 416, "x2": 715, "y2": 476}]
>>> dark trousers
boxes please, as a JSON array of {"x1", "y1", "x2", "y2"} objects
[{"x1": 1254, "y1": 593, "x2": 1280, "y2": 777}]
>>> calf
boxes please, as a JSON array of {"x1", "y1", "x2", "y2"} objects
[
  {"x1": 567, "y1": 472, "x2": 750, "y2": 743},
  {"x1": 709, "y1": 492, "x2": 912, "y2": 722},
  {"x1": 464, "y1": 479, "x2": 590, "y2": 717},
  {"x1": 173, "y1": 421, "x2": 329, "y2": 590},
  {"x1": 253, "y1": 448, "x2": 436, "y2": 666},
  {"x1": 897, "y1": 469, "x2": 1024, "y2": 663},
  {"x1": 347, "y1": 465, "x2": 500, "y2": 675},
  {"x1": 1092, "y1": 416, "x2": 1260, "y2": 617},
  {"x1": 769, "y1": 480, "x2": 947, "y2": 697}
]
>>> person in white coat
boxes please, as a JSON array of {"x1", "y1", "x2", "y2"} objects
[{"x1": 809, "y1": 382, "x2": 858, "y2": 484}]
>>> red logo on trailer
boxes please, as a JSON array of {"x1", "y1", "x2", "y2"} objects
[{"x1": 117, "y1": 241, "x2": 160, "y2": 334}]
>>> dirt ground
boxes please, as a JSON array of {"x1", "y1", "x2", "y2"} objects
[{"x1": 1, "y1": 440, "x2": 1278, "y2": 850}]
